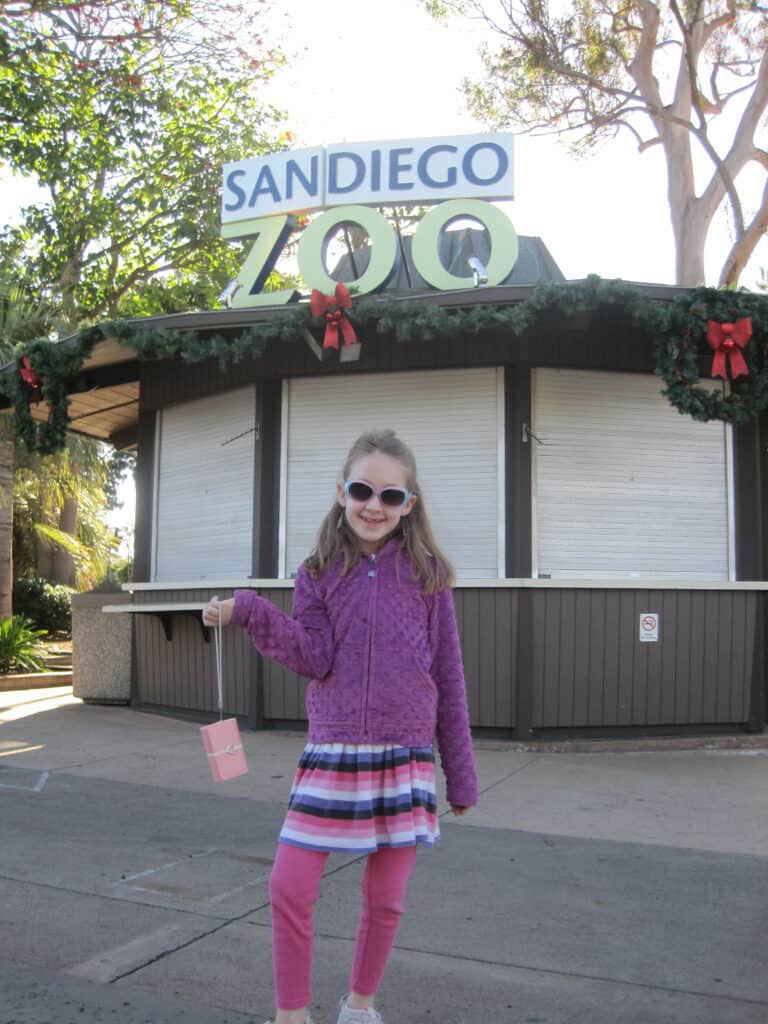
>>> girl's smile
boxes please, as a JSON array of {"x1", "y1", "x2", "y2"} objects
[{"x1": 338, "y1": 451, "x2": 417, "y2": 554}]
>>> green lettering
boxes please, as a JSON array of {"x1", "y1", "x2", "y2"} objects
[
  {"x1": 297, "y1": 205, "x2": 397, "y2": 295},
  {"x1": 221, "y1": 215, "x2": 298, "y2": 308},
  {"x1": 411, "y1": 199, "x2": 518, "y2": 291}
]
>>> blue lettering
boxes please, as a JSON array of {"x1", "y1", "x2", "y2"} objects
[
  {"x1": 371, "y1": 149, "x2": 382, "y2": 192},
  {"x1": 462, "y1": 143, "x2": 508, "y2": 186},
  {"x1": 417, "y1": 145, "x2": 458, "y2": 189},
  {"x1": 286, "y1": 156, "x2": 319, "y2": 201},
  {"x1": 248, "y1": 165, "x2": 282, "y2": 207},
  {"x1": 224, "y1": 169, "x2": 247, "y2": 211},
  {"x1": 388, "y1": 147, "x2": 414, "y2": 190},
  {"x1": 328, "y1": 152, "x2": 366, "y2": 194}
]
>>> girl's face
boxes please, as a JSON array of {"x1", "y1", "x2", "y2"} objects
[{"x1": 337, "y1": 451, "x2": 417, "y2": 555}]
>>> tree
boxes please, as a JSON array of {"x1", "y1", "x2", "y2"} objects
[
  {"x1": 0, "y1": 280, "x2": 54, "y2": 617},
  {"x1": 0, "y1": 3, "x2": 292, "y2": 601},
  {"x1": 0, "y1": 0, "x2": 289, "y2": 322},
  {"x1": 0, "y1": 1, "x2": 277, "y2": 91},
  {"x1": 426, "y1": 1, "x2": 768, "y2": 287},
  {"x1": 13, "y1": 435, "x2": 123, "y2": 591},
  {"x1": 0, "y1": 417, "x2": 11, "y2": 618}
]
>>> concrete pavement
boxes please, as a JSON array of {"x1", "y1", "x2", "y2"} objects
[{"x1": 1, "y1": 685, "x2": 767, "y2": 1024}]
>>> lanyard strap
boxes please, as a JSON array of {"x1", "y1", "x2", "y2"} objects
[{"x1": 214, "y1": 613, "x2": 224, "y2": 721}]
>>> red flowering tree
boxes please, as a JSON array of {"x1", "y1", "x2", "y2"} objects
[{"x1": 0, "y1": 0, "x2": 291, "y2": 322}]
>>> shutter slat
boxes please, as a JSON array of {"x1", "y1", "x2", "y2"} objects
[
  {"x1": 285, "y1": 369, "x2": 502, "y2": 579},
  {"x1": 155, "y1": 388, "x2": 256, "y2": 581},
  {"x1": 534, "y1": 369, "x2": 730, "y2": 580}
]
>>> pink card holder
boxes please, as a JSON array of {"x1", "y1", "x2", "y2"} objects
[
  {"x1": 200, "y1": 616, "x2": 249, "y2": 783},
  {"x1": 200, "y1": 717, "x2": 248, "y2": 782}
]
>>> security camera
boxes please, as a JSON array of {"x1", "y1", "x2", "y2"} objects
[{"x1": 468, "y1": 256, "x2": 488, "y2": 287}]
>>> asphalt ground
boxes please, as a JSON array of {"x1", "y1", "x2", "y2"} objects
[{"x1": 1, "y1": 686, "x2": 767, "y2": 1024}]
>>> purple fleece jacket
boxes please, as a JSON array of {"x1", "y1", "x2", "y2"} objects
[{"x1": 231, "y1": 537, "x2": 478, "y2": 808}]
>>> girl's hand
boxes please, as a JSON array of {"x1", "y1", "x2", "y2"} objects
[
  {"x1": 202, "y1": 596, "x2": 234, "y2": 627},
  {"x1": 450, "y1": 805, "x2": 469, "y2": 816}
]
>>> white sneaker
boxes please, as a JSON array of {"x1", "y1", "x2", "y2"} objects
[
  {"x1": 336, "y1": 994, "x2": 383, "y2": 1024},
  {"x1": 263, "y1": 1017, "x2": 315, "y2": 1024}
]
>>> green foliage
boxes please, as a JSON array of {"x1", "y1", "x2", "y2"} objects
[
  {"x1": 11, "y1": 576, "x2": 72, "y2": 636},
  {"x1": 423, "y1": 0, "x2": 453, "y2": 16},
  {"x1": 12, "y1": 435, "x2": 121, "y2": 587},
  {"x1": 6, "y1": 276, "x2": 768, "y2": 452},
  {"x1": 0, "y1": 280, "x2": 55, "y2": 353},
  {"x1": 655, "y1": 287, "x2": 768, "y2": 424},
  {"x1": 0, "y1": 1, "x2": 289, "y2": 323},
  {"x1": 457, "y1": 0, "x2": 636, "y2": 139},
  {"x1": 105, "y1": 449, "x2": 136, "y2": 511},
  {"x1": 0, "y1": 614, "x2": 48, "y2": 673},
  {"x1": 115, "y1": 275, "x2": 239, "y2": 319},
  {"x1": 92, "y1": 555, "x2": 133, "y2": 592},
  {"x1": 443, "y1": 1, "x2": 766, "y2": 140}
]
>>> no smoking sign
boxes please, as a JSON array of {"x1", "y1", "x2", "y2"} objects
[{"x1": 639, "y1": 613, "x2": 660, "y2": 642}]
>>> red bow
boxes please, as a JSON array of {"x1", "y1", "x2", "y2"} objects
[
  {"x1": 309, "y1": 282, "x2": 357, "y2": 350},
  {"x1": 19, "y1": 356, "x2": 44, "y2": 404},
  {"x1": 706, "y1": 318, "x2": 751, "y2": 380}
]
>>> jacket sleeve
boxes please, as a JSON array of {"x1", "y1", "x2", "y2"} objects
[
  {"x1": 230, "y1": 564, "x2": 334, "y2": 680},
  {"x1": 429, "y1": 587, "x2": 479, "y2": 808}
]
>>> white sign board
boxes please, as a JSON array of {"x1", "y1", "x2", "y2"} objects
[
  {"x1": 639, "y1": 613, "x2": 659, "y2": 643},
  {"x1": 221, "y1": 133, "x2": 515, "y2": 223}
]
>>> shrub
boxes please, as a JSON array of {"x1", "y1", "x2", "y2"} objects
[
  {"x1": 12, "y1": 576, "x2": 73, "y2": 635},
  {"x1": 0, "y1": 616, "x2": 47, "y2": 674}
]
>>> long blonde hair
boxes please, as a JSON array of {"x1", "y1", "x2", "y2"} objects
[{"x1": 304, "y1": 429, "x2": 455, "y2": 593}]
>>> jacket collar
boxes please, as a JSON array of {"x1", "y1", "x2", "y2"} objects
[{"x1": 362, "y1": 535, "x2": 404, "y2": 563}]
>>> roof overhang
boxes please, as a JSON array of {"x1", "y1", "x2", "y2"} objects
[{"x1": 0, "y1": 280, "x2": 692, "y2": 448}]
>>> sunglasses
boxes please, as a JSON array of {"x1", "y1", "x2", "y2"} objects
[{"x1": 343, "y1": 479, "x2": 412, "y2": 507}]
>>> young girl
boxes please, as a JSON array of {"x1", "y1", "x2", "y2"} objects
[{"x1": 202, "y1": 428, "x2": 478, "y2": 1024}]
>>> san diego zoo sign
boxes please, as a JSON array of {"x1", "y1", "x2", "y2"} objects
[{"x1": 220, "y1": 133, "x2": 518, "y2": 306}]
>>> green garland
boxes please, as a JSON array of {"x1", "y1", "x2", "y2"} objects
[
  {"x1": 654, "y1": 287, "x2": 768, "y2": 425},
  {"x1": 3, "y1": 276, "x2": 768, "y2": 454},
  {"x1": 349, "y1": 275, "x2": 665, "y2": 342}
]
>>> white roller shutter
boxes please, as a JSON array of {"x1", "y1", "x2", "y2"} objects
[
  {"x1": 153, "y1": 388, "x2": 256, "y2": 581},
  {"x1": 282, "y1": 368, "x2": 504, "y2": 579},
  {"x1": 533, "y1": 368, "x2": 732, "y2": 580}
]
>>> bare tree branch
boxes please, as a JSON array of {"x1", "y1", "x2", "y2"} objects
[
  {"x1": 698, "y1": 45, "x2": 768, "y2": 226},
  {"x1": 718, "y1": 176, "x2": 768, "y2": 286},
  {"x1": 444, "y1": 0, "x2": 768, "y2": 284}
]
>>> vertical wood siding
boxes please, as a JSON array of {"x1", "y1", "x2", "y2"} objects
[
  {"x1": 453, "y1": 588, "x2": 517, "y2": 727},
  {"x1": 530, "y1": 589, "x2": 757, "y2": 727},
  {"x1": 131, "y1": 586, "x2": 758, "y2": 731},
  {"x1": 134, "y1": 590, "x2": 251, "y2": 716},
  {"x1": 259, "y1": 588, "x2": 309, "y2": 721}
]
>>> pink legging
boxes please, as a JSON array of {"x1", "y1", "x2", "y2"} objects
[{"x1": 269, "y1": 843, "x2": 417, "y2": 1010}]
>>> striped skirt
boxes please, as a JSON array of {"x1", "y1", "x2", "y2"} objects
[{"x1": 278, "y1": 743, "x2": 440, "y2": 854}]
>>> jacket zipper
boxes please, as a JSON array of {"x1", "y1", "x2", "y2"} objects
[{"x1": 362, "y1": 554, "x2": 377, "y2": 739}]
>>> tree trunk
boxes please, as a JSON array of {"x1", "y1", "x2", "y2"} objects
[
  {"x1": 36, "y1": 527, "x2": 54, "y2": 579},
  {"x1": 657, "y1": 120, "x2": 709, "y2": 287},
  {"x1": 52, "y1": 497, "x2": 78, "y2": 588},
  {"x1": 0, "y1": 431, "x2": 13, "y2": 619},
  {"x1": 674, "y1": 202, "x2": 709, "y2": 287}
]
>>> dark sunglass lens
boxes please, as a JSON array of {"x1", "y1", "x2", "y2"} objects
[
  {"x1": 381, "y1": 488, "x2": 407, "y2": 507},
  {"x1": 347, "y1": 481, "x2": 373, "y2": 501}
]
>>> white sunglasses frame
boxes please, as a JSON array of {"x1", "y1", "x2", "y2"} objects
[{"x1": 343, "y1": 479, "x2": 413, "y2": 507}]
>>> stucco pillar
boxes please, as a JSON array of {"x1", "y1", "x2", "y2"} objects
[{"x1": 71, "y1": 591, "x2": 132, "y2": 703}]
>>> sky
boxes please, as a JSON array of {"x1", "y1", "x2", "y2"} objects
[
  {"x1": 263, "y1": 0, "x2": 766, "y2": 289},
  {"x1": 0, "y1": 1, "x2": 764, "y2": 287},
  {"x1": 1, "y1": 0, "x2": 766, "y2": 534}
]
